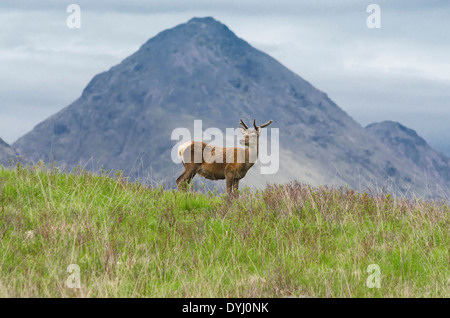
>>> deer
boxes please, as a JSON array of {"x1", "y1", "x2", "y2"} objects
[{"x1": 176, "y1": 119, "x2": 273, "y2": 196}]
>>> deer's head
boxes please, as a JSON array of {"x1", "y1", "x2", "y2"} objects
[{"x1": 239, "y1": 119, "x2": 273, "y2": 147}]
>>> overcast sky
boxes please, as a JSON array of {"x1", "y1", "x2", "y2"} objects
[{"x1": 0, "y1": 0, "x2": 449, "y2": 155}]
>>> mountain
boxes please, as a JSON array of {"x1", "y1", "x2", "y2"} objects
[
  {"x1": 13, "y1": 17, "x2": 449, "y2": 197},
  {"x1": 0, "y1": 137, "x2": 16, "y2": 166},
  {"x1": 366, "y1": 121, "x2": 450, "y2": 195}
]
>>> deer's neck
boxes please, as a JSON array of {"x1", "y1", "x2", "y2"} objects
[{"x1": 244, "y1": 137, "x2": 259, "y2": 169}]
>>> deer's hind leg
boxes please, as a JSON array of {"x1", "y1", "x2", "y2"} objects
[{"x1": 176, "y1": 163, "x2": 200, "y2": 190}]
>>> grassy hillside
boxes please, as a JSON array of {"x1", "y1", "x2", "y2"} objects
[{"x1": 0, "y1": 163, "x2": 448, "y2": 297}]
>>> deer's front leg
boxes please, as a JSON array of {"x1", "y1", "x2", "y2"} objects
[{"x1": 225, "y1": 175, "x2": 234, "y2": 196}]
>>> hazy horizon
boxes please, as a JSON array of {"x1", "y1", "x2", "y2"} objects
[{"x1": 1, "y1": 0, "x2": 449, "y2": 156}]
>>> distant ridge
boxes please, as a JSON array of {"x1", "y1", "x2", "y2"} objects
[
  {"x1": 366, "y1": 121, "x2": 450, "y2": 195},
  {"x1": 0, "y1": 137, "x2": 16, "y2": 165}
]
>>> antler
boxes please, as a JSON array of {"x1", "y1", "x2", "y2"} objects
[
  {"x1": 259, "y1": 120, "x2": 273, "y2": 128},
  {"x1": 240, "y1": 119, "x2": 249, "y2": 129},
  {"x1": 254, "y1": 119, "x2": 273, "y2": 129}
]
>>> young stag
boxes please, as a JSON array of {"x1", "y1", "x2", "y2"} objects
[{"x1": 176, "y1": 119, "x2": 273, "y2": 196}]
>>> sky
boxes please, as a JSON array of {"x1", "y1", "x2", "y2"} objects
[{"x1": 0, "y1": 0, "x2": 449, "y2": 155}]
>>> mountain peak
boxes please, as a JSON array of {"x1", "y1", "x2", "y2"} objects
[
  {"x1": 187, "y1": 16, "x2": 221, "y2": 25},
  {"x1": 186, "y1": 16, "x2": 230, "y2": 31},
  {"x1": 142, "y1": 16, "x2": 235, "y2": 46}
]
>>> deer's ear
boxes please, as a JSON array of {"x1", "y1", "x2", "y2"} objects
[{"x1": 239, "y1": 127, "x2": 247, "y2": 135}]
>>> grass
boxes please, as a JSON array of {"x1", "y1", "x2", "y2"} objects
[{"x1": 0, "y1": 163, "x2": 448, "y2": 297}]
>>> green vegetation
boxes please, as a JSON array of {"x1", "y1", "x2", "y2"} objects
[{"x1": 0, "y1": 163, "x2": 448, "y2": 297}]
